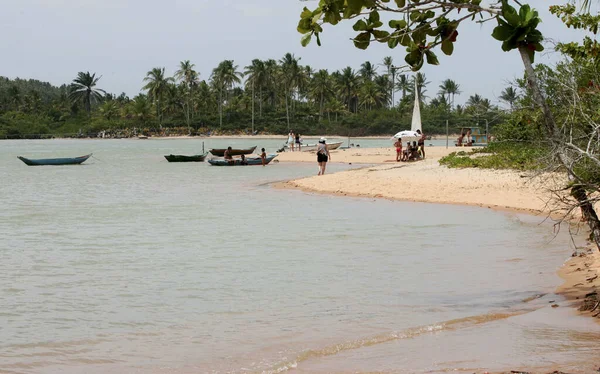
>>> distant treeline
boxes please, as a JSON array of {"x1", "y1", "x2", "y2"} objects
[{"x1": 0, "y1": 54, "x2": 513, "y2": 139}]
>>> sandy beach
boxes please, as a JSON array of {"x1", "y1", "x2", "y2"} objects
[{"x1": 276, "y1": 146, "x2": 567, "y2": 214}]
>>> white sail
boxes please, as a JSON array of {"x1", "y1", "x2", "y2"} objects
[{"x1": 410, "y1": 78, "x2": 422, "y2": 133}]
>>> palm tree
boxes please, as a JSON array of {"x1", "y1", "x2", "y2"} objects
[
  {"x1": 360, "y1": 80, "x2": 384, "y2": 110},
  {"x1": 409, "y1": 73, "x2": 429, "y2": 103},
  {"x1": 128, "y1": 94, "x2": 152, "y2": 125},
  {"x1": 175, "y1": 60, "x2": 199, "y2": 132},
  {"x1": 244, "y1": 59, "x2": 266, "y2": 118},
  {"x1": 438, "y1": 79, "x2": 461, "y2": 108},
  {"x1": 338, "y1": 67, "x2": 360, "y2": 113},
  {"x1": 310, "y1": 69, "x2": 331, "y2": 120},
  {"x1": 211, "y1": 60, "x2": 242, "y2": 127},
  {"x1": 279, "y1": 53, "x2": 301, "y2": 129},
  {"x1": 499, "y1": 86, "x2": 519, "y2": 111},
  {"x1": 359, "y1": 61, "x2": 377, "y2": 81},
  {"x1": 69, "y1": 71, "x2": 105, "y2": 116},
  {"x1": 381, "y1": 56, "x2": 394, "y2": 107},
  {"x1": 99, "y1": 100, "x2": 119, "y2": 120},
  {"x1": 395, "y1": 74, "x2": 410, "y2": 102},
  {"x1": 142, "y1": 67, "x2": 174, "y2": 126}
]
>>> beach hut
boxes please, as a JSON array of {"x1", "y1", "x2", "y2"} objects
[{"x1": 455, "y1": 126, "x2": 488, "y2": 147}]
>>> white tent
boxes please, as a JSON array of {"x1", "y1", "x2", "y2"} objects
[{"x1": 392, "y1": 79, "x2": 422, "y2": 140}]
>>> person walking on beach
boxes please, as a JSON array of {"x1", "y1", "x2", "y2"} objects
[
  {"x1": 394, "y1": 137, "x2": 403, "y2": 162},
  {"x1": 317, "y1": 137, "x2": 330, "y2": 175},
  {"x1": 288, "y1": 131, "x2": 295, "y2": 152},
  {"x1": 295, "y1": 132, "x2": 302, "y2": 152}
]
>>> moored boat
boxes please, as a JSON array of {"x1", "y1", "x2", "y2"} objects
[
  {"x1": 208, "y1": 154, "x2": 277, "y2": 166},
  {"x1": 285, "y1": 141, "x2": 343, "y2": 152},
  {"x1": 209, "y1": 146, "x2": 257, "y2": 157},
  {"x1": 164, "y1": 153, "x2": 208, "y2": 162},
  {"x1": 17, "y1": 154, "x2": 92, "y2": 166}
]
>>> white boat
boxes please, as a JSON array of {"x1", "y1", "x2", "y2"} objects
[
  {"x1": 392, "y1": 78, "x2": 422, "y2": 141},
  {"x1": 284, "y1": 141, "x2": 343, "y2": 152}
]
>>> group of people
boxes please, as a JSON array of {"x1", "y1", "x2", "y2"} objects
[
  {"x1": 223, "y1": 146, "x2": 268, "y2": 166},
  {"x1": 287, "y1": 130, "x2": 302, "y2": 151},
  {"x1": 456, "y1": 129, "x2": 473, "y2": 147},
  {"x1": 394, "y1": 130, "x2": 426, "y2": 162}
]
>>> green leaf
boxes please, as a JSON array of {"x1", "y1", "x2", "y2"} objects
[
  {"x1": 347, "y1": 0, "x2": 364, "y2": 16},
  {"x1": 300, "y1": 7, "x2": 312, "y2": 19},
  {"x1": 369, "y1": 10, "x2": 380, "y2": 23},
  {"x1": 394, "y1": 0, "x2": 406, "y2": 7},
  {"x1": 353, "y1": 19, "x2": 368, "y2": 31},
  {"x1": 388, "y1": 37, "x2": 399, "y2": 48},
  {"x1": 316, "y1": 33, "x2": 322, "y2": 46},
  {"x1": 301, "y1": 33, "x2": 312, "y2": 47},
  {"x1": 297, "y1": 18, "x2": 312, "y2": 33},
  {"x1": 399, "y1": 33, "x2": 412, "y2": 47},
  {"x1": 353, "y1": 32, "x2": 371, "y2": 49},
  {"x1": 389, "y1": 19, "x2": 407, "y2": 29},
  {"x1": 441, "y1": 39, "x2": 454, "y2": 55},
  {"x1": 502, "y1": 1, "x2": 521, "y2": 27},
  {"x1": 372, "y1": 29, "x2": 390, "y2": 40},
  {"x1": 492, "y1": 25, "x2": 514, "y2": 41},
  {"x1": 425, "y1": 50, "x2": 439, "y2": 65}
]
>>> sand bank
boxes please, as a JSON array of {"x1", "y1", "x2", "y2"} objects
[
  {"x1": 277, "y1": 147, "x2": 566, "y2": 215},
  {"x1": 558, "y1": 249, "x2": 600, "y2": 321}
]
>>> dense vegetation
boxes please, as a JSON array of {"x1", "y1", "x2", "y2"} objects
[{"x1": 0, "y1": 56, "x2": 510, "y2": 139}]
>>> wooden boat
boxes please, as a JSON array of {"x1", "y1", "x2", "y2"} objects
[
  {"x1": 138, "y1": 135, "x2": 148, "y2": 139},
  {"x1": 208, "y1": 154, "x2": 277, "y2": 166},
  {"x1": 209, "y1": 146, "x2": 257, "y2": 157},
  {"x1": 164, "y1": 153, "x2": 208, "y2": 162},
  {"x1": 18, "y1": 154, "x2": 92, "y2": 166},
  {"x1": 286, "y1": 141, "x2": 343, "y2": 152}
]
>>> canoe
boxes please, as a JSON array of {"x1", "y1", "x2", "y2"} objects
[
  {"x1": 208, "y1": 154, "x2": 277, "y2": 166},
  {"x1": 164, "y1": 153, "x2": 208, "y2": 162},
  {"x1": 209, "y1": 146, "x2": 257, "y2": 157},
  {"x1": 285, "y1": 141, "x2": 344, "y2": 152},
  {"x1": 18, "y1": 154, "x2": 92, "y2": 166}
]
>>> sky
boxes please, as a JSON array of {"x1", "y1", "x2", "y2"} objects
[{"x1": 0, "y1": 0, "x2": 592, "y2": 106}]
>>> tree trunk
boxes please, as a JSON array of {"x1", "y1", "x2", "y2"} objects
[
  {"x1": 259, "y1": 86, "x2": 262, "y2": 117},
  {"x1": 571, "y1": 185, "x2": 600, "y2": 249},
  {"x1": 219, "y1": 88, "x2": 223, "y2": 128},
  {"x1": 285, "y1": 83, "x2": 290, "y2": 130},
  {"x1": 519, "y1": 45, "x2": 600, "y2": 251},
  {"x1": 319, "y1": 92, "x2": 324, "y2": 121}
]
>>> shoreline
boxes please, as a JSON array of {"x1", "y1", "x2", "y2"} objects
[{"x1": 275, "y1": 147, "x2": 600, "y2": 327}]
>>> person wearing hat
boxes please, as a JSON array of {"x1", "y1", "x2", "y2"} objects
[{"x1": 316, "y1": 137, "x2": 331, "y2": 176}]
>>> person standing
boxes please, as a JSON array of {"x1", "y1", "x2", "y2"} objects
[
  {"x1": 394, "y1": 137, "x2": 403, "y2": 162},
  {"x1": 260, "y1": 148, "x2": 267, "y2": 166},
  {"x1": 295, "y1": 132, "x2": 302, "y2": 152},
  {"x1": 317, "y1": 137, "x2": 330, "y2": 175},
  {"x1": 417, "y1": 130, "x2": 426, "y2": 159},
  {"x1": 288, "y1": 131, "x2": 295, "y2": 152}
]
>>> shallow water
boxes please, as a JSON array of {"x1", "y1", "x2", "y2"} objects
[{"x1": 1, "y1": 139, "x2": 599, "y2": 374}]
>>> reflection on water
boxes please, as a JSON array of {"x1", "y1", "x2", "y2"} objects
[{"x1": 0, "y1": 139, "x2": 599, "y2": 374}]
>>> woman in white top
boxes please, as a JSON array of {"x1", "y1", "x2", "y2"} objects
[
  {"x1": 316, "y1": 137, "x2": 331, "y2": 176},
  {"x1": 288, "y1": 131, "x2": 295, "y2": 152}
]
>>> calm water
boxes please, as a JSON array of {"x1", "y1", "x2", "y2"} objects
[{"x1": 1, "y1": 139, "x2": 599, "y2": 374}]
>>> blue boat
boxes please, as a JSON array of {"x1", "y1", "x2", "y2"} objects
[
  {"x1": 17, "y1": 154, "x2": 92, "y2": 166},
  {"x1": 208, "y1": 154, "x2": 277, "y2": 166}
]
